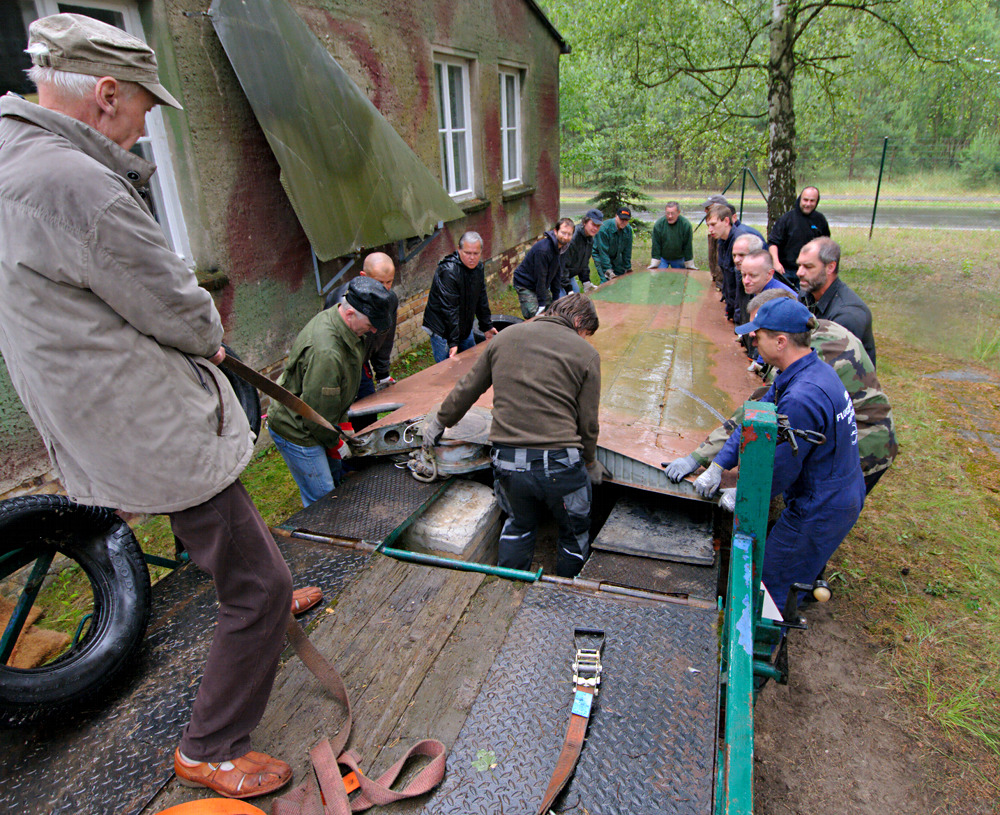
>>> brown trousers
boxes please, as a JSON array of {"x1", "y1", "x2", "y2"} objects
[{"x1": 169, "y1": 479, "x2": 293, "y2": 762}]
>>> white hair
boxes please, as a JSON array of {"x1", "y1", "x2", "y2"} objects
[
  {"x1": 26, "y1": 65, "x2": 139, "y2": 100},
  {"x1": 733, "y1": 233, "x2": 764, "y2": 252}
]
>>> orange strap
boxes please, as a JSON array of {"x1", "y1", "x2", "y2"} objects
[
  {"x1": 273, "y1": 618, "x2": 446, "y2": 815},
  {"x1": 534, "y1": 684, "x2": 597, "y2": 815}
]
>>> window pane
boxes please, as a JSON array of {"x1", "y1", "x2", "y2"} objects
[
  {"x1": 452, "y1": 132, "x2": 468, "y2": 192},
  {"x1": 440, "y1": 133, "x2": 451, "y2": 192},
  {"x1": 507, "y1": 130, "x2": 517, "y2": 181},
  {"x1": 505, "y1": 75, "x2": 516, "y2": 126},
  {"x1": 435, "y1": 63, "x2": 446, "y2": 130},
  {"x1": 448, "y1": 64, "x2": 465, "y2": 129},
  {"x1": 58, "y1": 5, "x2": 126, "y2": 29}
]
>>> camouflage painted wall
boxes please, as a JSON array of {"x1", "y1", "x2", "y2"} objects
[{"x1": 0, "y1": 0, "x2": 563, "y2": 497}]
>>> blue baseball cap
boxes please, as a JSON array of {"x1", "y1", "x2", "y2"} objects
[
  {"x1": 584, "y1": 208, "x2": 604, "y2": 225},
  {"x1": 735, "y1": 298, "x2": 812, "y2": 336}
]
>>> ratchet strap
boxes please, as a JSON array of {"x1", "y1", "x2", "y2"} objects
[
  {"x1": 535, "y1": 628, "x2": 605, "y2": 815},
  {"x1": 273, "y1": 618, "x2": 447, "y2": 815}
]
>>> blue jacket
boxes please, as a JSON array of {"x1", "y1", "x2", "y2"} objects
[
  {"x1": 716, "y1": 351, "x2": 865, "y2": 602},
  {"x1": 513, "y1": 230, "x2": 564, "y2": 307}
]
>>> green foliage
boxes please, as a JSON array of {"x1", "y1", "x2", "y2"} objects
[
  {"x1": 542, "y1": 0, "x2": 998, "y2": 192},
  {"x1": 960, "y1": 130, "x2": 1000, "y2": 188}
]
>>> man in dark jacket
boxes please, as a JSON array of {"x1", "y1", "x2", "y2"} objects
[
  {"x1": 706, "y1": 203, "x2": 765, "y2": 321},
  {"x1": 561, "y1": 208, "x2": 603, "y2": 293},
  {"x1": 422, "y1": 231, "x2": 497, "y2": 362},
  {"x1": 797, "y1": 237, "x2": 876, "y2": 367},
  {"x1": 593, "y1": 207, "x2": 634, "y2": 282},
  {"x1": 323, "y1": 252, "x2": 398, "y2": 429},
  {"x1": 421, "y1": 294, "x2": 609, "y2": 577},
  {"x1": 513, "y1": 218, "x2": 575, "y2": 318},
  {"x1": 768, "y1": 187, "x2": 830, "y2": 289}
]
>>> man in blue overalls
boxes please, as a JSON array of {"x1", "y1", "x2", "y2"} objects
[{"x1": 692, "y1": 298, "x2": 866, "y2": 603}]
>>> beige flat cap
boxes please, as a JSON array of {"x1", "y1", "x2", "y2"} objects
[{"x1": 27, "y1": 13, "x2": 182, "y2": 110}]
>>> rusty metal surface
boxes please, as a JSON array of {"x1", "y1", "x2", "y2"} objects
[
  {"x1": 420, "y1": 581, "x2": 718, "y2": 814},
  {"x1": 0, "y1": 538, "x2": 366, "y2": 815},
  {"x1": 353, "y1": 269, "x2": 753, "y2": 498},
  {"x1": 581, "y1": 551, "x2": 720, "y2": 602},
  {"x1": 593, "y1": 493, "x2": 715, "y2": 565}
]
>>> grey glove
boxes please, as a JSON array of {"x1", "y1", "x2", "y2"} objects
[
  {"x1": 421, "y1": 414, "x2": 445, "y2": 449},
  {"x1": 587, "y1": 460, "x2": 613, "y2": 486},
  {"x1": 693, "y1": 462, "x2": 723, "y2": 498},
  {"x1": 719, "y1": 488, "x2": 737, "y2": 513},
  {"x1": 662, "y1": 454, "x2": 699, "y2": 483}
]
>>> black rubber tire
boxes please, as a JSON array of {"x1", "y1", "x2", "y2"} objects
[
  {"x1": 220, "y1": 344, "x2": 262, "y2": 438},
  {"x1": 473, "y1": 314, "x2": 523, "y2": 343},
  {"x1": 0, "y1": 495, "x2": 151, "y2": 726}
]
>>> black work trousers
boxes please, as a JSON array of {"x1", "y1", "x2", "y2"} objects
[
  {"x1": 492, "y1": 448, "x2": 592, "y2": 578},
  {"x1": 168, "y1": 479, "x2": 293, "y2": 762}
]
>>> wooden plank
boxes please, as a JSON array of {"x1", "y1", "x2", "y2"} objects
[
  {"x1": 371, "y1": 575, "x2": 527, "y2": 777},
  {"x1": 146, "y1": 554, "x2": 486, "y2": 812}
]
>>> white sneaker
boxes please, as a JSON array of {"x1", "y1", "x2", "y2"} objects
[{"x1": 583, "y1": 282, "x2": 595, "y2": 293}]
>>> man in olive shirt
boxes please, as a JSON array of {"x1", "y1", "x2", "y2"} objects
[
  {"x1": 422, "y1": 294, "x2": 608, "y2": 577},
  {"x1": 268, "y1": 277, "x2": 392, "y2": 505}
]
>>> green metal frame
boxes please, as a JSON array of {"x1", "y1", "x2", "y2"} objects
[{"x1": 715, "y1": 400, "x2": 777, "y2": 815}]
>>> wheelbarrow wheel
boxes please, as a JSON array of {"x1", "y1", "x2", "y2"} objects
[{"x1": 0, "y1": 495, "x2": 151, "y2": 726}]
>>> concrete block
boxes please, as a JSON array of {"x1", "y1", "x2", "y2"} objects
[{"x1": 401, "y1": 479, "x2": 501, "y2": 564}]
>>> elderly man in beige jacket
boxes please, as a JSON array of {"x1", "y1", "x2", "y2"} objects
[{"x1": 0, "y1": 14, "x2": 295, "y2": 799}]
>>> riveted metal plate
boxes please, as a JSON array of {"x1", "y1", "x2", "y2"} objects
[
  {"x1": 279, "y1": 459, "x2": 448, "y2": 541},
  {"x1": 0, "y1": 538, "x2": 366, "y2": 815},
  {"x1": 593, "y1": 493, "x2": 715, "y2": 565},
  {"x1": 421, "y1": 583, "x2": 718, "y2": 815},
  {"x1": 582, "y1": 551, "x2": 720, "y2": 603}
]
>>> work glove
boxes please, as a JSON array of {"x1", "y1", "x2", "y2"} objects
[
  {"x1": 421, "y1": 414, "x2": 445, "y2": 449},
  {"x1": 662, "y1": 454, "x2": 700, "y2": 483},
  {"x1": 377, "y1": 376, "x2": 396, "y2": 390},
  {"x1": 693, "y1": 462, "x2": 723, "y2": 498},
  {"x1": 719, "y1": 488, "x2": 737, "y2": 513},
  {"x1": 587, "y1": 460, "x2": 613, "y2": 486}
]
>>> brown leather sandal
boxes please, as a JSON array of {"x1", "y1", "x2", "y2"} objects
[
  {"x1": 173, "y1": 748, "x2": 292, "y2": 799},
  {"x1": 290, "y1": 586, "x2": 323, "y2": 616}
]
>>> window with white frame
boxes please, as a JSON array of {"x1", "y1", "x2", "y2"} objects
[
  {"x1": 434, "y1": 58, "x2": 475, "y2": 199},
  {"x1": 499, "y1": 70, "x2": 522, "y2": 186},
  {"x1": 15, "y1": 0, "x2": 193, "y2": 263}
]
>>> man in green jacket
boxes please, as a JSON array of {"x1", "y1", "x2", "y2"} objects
[
  {"x1": 268, "y1": 277, "x2": 392, "y2": 506},
  {"x1": 649, "y1": 202, "x2": 694, "y2": 269},
  {"x1": 593, "y1": 207, "x2": 634, "y2": 282},
  {"x1": 422, "y1": 294, "x2": 609, "y2": 577}
]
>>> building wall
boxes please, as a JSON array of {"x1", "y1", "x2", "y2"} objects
[{"x1": 0, "y1": 0, "x2": 563, "y2": 498}]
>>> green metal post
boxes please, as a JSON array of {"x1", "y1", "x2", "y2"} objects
[
  {"x1": 869, "y1": 137, "x2": 889, "y2": 240},
  {"x1": 715, "y1": 401, "x2": 777, "y2": 815},
  {"x1": 0, "y1": 549, "x2": 55, "y2": 664}
]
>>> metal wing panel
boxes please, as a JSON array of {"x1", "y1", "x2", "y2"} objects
[{"x1": 209, "y1": 0, "x2": 464, "y2": 261}]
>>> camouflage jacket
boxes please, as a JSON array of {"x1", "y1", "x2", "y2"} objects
[{"x1": 692, "y1": 320, "x2": 897, "y2": 478}]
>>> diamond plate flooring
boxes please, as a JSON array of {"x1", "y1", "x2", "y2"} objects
[
  {"x1": 279, "y1": 458, "x2": 449, "y2": 541},
  {"x1": 422, "y1": 583, "x2": 718, "y2": 815},
  {"x1": 0, "y1": 538, "x2": 367, "y2": 815}
]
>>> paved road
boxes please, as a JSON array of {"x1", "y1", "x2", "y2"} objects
[{"x1": 560, "y1": 203, "x2": 1000, "y2": 231}]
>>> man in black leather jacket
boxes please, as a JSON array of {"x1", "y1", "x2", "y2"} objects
[{"x1": 422, "y1": 231, "x2": 497, "y2": 362}]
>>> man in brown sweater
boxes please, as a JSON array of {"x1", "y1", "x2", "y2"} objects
[{"x1": 422, "y1": 294, "x2": 608, "y2": 577}]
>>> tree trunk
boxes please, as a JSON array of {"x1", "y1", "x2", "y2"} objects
[{"x1": 767, "y1": 0, "x2": 798, "y2": 233}]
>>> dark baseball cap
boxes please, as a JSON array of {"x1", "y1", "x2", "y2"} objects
[
  {"x1": 584, "y1": 208, "x2": 604, "y2": 225},
  {"x1": 735, "y1": 298, "x2": 813, "y2": 336},
  {"x1": 345, "y1": 276, "x2": 392, "y2": 332},
  {"x1": 701, "y1": 194, "x2": 732, "y2": 210},
  {"x1": 616, "y1": 207, "x2": 631, "y2": 220},
  {"x1": 27, "y1": 13, "x2": 182, "y2": 109}
]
